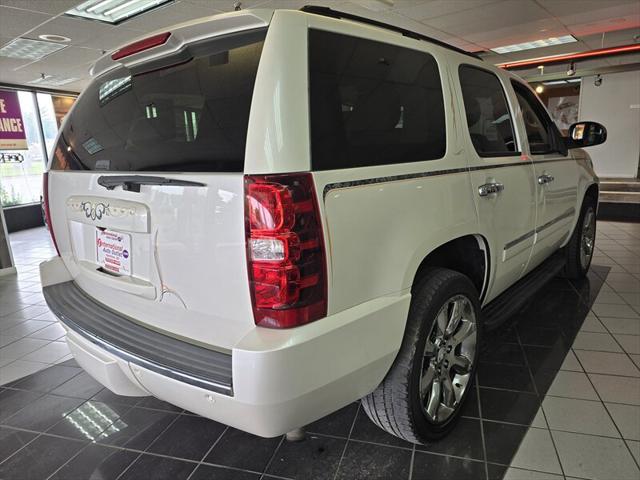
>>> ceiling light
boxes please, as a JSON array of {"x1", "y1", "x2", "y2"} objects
[
  {"x1": 0, "y1": 38, "x2": 66, "y2": 60},
  {"x1": 566, "y1": 61, "x2": 576, "y2": 76},
  {"x1": 38, "y1": 34, "x2": 71, "y2": 43},
  {"x1": 535, "y1": 85, "x2": 544, "y2": 94},
  {"x1": 28, "y1": 75, "x2": 78, "y2": 86},
  {"x1": 491, "y1": 35, "x2": 577, "y2": 54},
  {"x1": 65, "y1": 0, "x2": 173, "y2": 25}
]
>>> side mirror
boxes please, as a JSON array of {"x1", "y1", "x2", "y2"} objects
[{"x1": 567, "y1": 121, "x2": 607, "y2": 149}]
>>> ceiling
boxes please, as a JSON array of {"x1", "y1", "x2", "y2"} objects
[{"x1": 1, "y1": 0, "x2": 639, "y2": 92}]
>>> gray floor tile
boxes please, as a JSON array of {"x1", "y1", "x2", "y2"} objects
[
  {"x1": 552, "y1": 430, "x2": 639, "y2": 480},
  {"x1": 592, "y1": 304, "x2": 640, "y2": 319},
  {"x1": 615, "y1": 334, "x2": 640, "y2": 355},
  {"x1": 575, "y1": 350, "x2": 640, "y2": 377},
  {"x1": 502, "y1": 468, "x2": 563, "y2": 480},
  {"x1": 631, "y1": 354, "x2": 640, "y2": 370},
  {"x1": 579, "y1": 316, "x2": 607, "y2": 333},
  {"x1": 543, "y1": 396, "x2": 619, "y2": 437},
  {"x1": 600, "y1": 317, "x2": 640, "y2": 336},
  {"x1": 509, "y1": 428, "x2": 562, "y2": 474},
  {"x1": 1, "y1": 319, "x2": 52, "y2": 338},
  {"x1": 589, "y1": 374, "x2": 640, "y2": 406},
  {"x1": 21, "y1": 341, "x2": 70, "y2": 364},
  {"x1": 29, "y1": 323, "x2": 66, "y2": 341},
  {"x1": 546, "y1": 371, "x2": 598, "y2": 400},
  {"x1": 560, "y1": 350, "x2": 583, "y2": 372},
  {"x1": 573, "y1": 331, "x2": 622, "y2": 352},
  {"x1": 606, "y1": 403, "x2": 640, "y2": 441},
  {"x1": 0, "y1": 360, "x2": 47, "y2": 385},
  {"x1": 627, "y1": 439, "x2": 640, "y2": 465},
  {"x1": 0, "y1": 337, "x2": 50, "y2": 361}
]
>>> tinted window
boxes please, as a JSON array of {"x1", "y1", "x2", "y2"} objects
[
  {"x1": 51, "y1": 30, "x2": 265, "y2": 172},
  {"x1": 459, "y1": 65, "x2": 517, "y2": 156},
  {"x1": 512, "y1": 81, "x2": 562, "y2": 155},
  {"x1": 309, "y1": 29, "x2": 446, "y2": 170}
]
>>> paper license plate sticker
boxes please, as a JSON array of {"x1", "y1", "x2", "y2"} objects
[{"x1": 96, "y1": 229, "x2": 131, "y2": 275}]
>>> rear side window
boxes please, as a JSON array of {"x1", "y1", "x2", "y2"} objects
[
  {"x1": 51, "y1": 29, "x2": 266, "y2": 172},
  {"x1": 459, "y1": 65, "x2": 517, "y2": 157},
  {"x1": 511, "y1": 81, "x2": 565, "y2": 155},
  {"x1": 309, "y1": 29, "x2": 446, "y2": 171}
]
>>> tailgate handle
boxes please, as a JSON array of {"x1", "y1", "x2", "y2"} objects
[{"x1": 97, "y1": 175, "x2": 206, "y2": 192}]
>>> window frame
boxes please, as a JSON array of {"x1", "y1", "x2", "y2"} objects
[
  {"x1": 510, "y1": 80, "x2": 568, "y2": 157},
  {"x1": 307, "y1": 28, "x2": 448, "y2": 171},
  {"x1": 458, "y1": 64, "x2": 521, "y2": 158}
]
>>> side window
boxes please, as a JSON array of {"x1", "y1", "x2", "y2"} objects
[
  {"x1": 308, "y1": 29, "x2": 446, "y2": 170},
  {"x1": 511, "y1": 81, "x2": 563, "y2": 155},
  {"x1": 458, "y1": 65, "x2": 517, "y2": 157}
]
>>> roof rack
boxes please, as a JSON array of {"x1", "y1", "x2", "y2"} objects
[{"x1": 300, "y1": 5, "x2": 481, "y2": 61}]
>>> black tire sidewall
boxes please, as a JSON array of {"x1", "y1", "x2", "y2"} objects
[
  {"x1": 570, "y1": 200, "x2": 597, "y2": 277},
  {"x1": 407, "y1": 271, "x2": 482, "y2": 440}
]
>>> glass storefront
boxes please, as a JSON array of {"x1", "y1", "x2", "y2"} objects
[{"x1": 0, "y1": 89, "x2": 76, "y2": 207}]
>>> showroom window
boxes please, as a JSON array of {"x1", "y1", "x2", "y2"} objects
[
  {"x1": 458, "y1": 65, "x2": 518, "y2": 157},
  {"x1": 0, "y1": 88, "x2": 75, "y2": 206},
  {"x1": 308, "y1": 29, "x2": 446, "y2": 170}
]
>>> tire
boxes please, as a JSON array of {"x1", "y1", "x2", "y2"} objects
[
  {"x1": 362, "y1": 268, "x2": 482, "y2": 443},
  {"x1": 564, "y1": 198, "x2": 597, "y2": 279}
]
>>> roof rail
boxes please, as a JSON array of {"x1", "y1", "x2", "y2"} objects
[{"x1": 300, "y1": 5, "x2": 481, "y2": 60}]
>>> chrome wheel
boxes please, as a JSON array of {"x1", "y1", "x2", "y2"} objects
[
  {"x1": 580, "y1": 207, "x2": 596, "y2": 270},
  {"x1": 420, "y1": 295, "x2": 477, "y2": 424}
]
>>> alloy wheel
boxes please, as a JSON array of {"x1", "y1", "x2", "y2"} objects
[
  {"x1": 419, "y1": 295, "x2": 477, "y2": 424},
  {"x1": 580, "y1": 207, "x2": 596, "y2": 270}
]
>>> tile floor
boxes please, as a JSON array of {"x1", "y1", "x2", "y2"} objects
[{"x1": 0, "y1": 222, "x2": 639, "y2": 480}]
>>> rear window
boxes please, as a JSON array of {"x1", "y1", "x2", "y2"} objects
[
  {"x1": 51, "y1": 29, "x2": 265, "y2": 172},
  {"x1": 309, "y1": 29, "x2": 446, "y2": 171}
]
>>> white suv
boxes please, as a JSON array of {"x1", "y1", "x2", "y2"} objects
[{"x1": 40, "y1": 6, "x2": 605, "y2": 443}]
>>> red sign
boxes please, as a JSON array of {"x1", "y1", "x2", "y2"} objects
[{"x1": 0, "y1": 90, "x2": 27, "y2": 150}]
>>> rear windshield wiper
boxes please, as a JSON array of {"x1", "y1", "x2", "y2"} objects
[{"x1": 97, "y1": 175, "x2": 206, "y2": 193}]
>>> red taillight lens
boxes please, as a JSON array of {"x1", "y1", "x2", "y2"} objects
[
  {"x1": 42, "y1": 172, "x2": 60, "y2": 256},
  {"x1": 245, "y1": 173, "x2": 327, "y2": 328},
  {"x1": 111, "y1": 32, "x2": 171, "y2": 61}
]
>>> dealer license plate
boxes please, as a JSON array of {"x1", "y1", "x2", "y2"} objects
[{"x1": 96, "y1": 229, "x2": 131, "y2": 275}]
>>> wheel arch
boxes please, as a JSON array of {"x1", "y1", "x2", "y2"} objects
[{"x1": 410, "y1": 235, "x2": 490, "y2": 302}]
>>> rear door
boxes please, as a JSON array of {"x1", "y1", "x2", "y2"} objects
[
  {"x1": 47, "y1": 28, "x2": 267, "y2": 350},
  {"x1": 510, "y1": 80, "x2": 578, "y2": 269},
  {"x1": 456, "y1": 65, "x2": 537, "y2": 303}
]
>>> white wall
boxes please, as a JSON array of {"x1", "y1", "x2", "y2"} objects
[{"x1": 579, "y1": 70, "x2": 640, "y2": 178}]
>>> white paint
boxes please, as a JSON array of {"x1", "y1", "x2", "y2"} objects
[{"x1": 579, "y1": 70, "x2": 640, "y2": 178}]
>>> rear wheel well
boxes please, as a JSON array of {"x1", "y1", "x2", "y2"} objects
[{"x1": 412, "y1": 235, "x2": 488, "y2": 299}]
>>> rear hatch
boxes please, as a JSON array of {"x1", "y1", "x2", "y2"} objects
[{"x1": 46, "y1": 18, "x2": 269, "y2": 350}]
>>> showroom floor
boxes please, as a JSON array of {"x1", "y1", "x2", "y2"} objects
[{"x1": 0, "y1": 223, "x2": 639, "y2": 480}]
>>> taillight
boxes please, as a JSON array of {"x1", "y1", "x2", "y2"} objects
[
  {"x1": 111, "y1": 32, "x2": 171, "y2": 61},
  {"x1": 245, "y1": 173, "x2": 327, "y2": 328},
  {"x1": 42, "y1": 172, "x2": 60, "y2": 256}
]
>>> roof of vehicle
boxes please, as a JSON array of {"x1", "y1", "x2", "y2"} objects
[{"x1": 300, "y1": 5, "x2": 482, "y2": 61}]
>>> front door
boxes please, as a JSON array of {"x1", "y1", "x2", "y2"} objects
[
  {"x1": 511, "y1": 81, "x2": 578, "y2": 269},
  {"x1": 456, "y1": 64, "x2": 537, "y2": 304}
]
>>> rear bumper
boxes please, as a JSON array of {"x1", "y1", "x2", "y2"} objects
[{"x1": 41, "y1": 256, "x2": 410, "y2": 437}]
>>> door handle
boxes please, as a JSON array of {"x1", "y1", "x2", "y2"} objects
[
  {"x1": 538, "y1": 174, "x2": 555, "y2": 185},
  {"x1": 478, "y1": 182, "x2": 505, "y2": 197}
]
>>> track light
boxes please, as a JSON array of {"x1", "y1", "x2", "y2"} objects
[
  {"x1": 566, "y1": 62, "x2": 576, "y2": 76},
  {"x1": 594, "y1": 74, "x2": 603, "y2": 87}
]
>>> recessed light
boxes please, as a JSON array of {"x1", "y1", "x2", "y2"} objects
[
  {"x1": 0, "y1": 38, "x2": 67, "y2": 60},
  {"x1": 491, "y1": 35, "x2": 577, "y2": 54},
  {"x1": 65, "y1": 0, "x2": 173, "y2": 25},
  {"x1": 38, "y1": 34, "x2": 71, "y2": 43}
]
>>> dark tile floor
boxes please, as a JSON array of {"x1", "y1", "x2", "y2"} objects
[{"x1": 1, "y1": 223, "x2": 639, "y2": 479}]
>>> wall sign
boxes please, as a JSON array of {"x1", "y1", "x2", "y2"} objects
[{"x1": 0, "y1": 90, "x2": 27, "y2": 150}]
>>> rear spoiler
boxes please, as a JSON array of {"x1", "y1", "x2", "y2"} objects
[{"x1": 90, "y1": 9, "x2": 274, "y2": 78}]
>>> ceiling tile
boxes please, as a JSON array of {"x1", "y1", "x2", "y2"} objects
[
  {"x1": 536, "y1": 0, "x2": 638, "y2": 18},
  {"x1": 395, "y1": 0, "x2": 500, "y2": 21},
  {"x1": 0, "y1": 5, "x2": 52, "y2": 38},
  {"x1": 423, "y1": 0, "x2": 549, "y2": 36},
  {"x1": 0, "y1": 0, "x2": 76, "y2": 15},
  {"x1": 119, "y1": 1, "x2": 224, "y2": 31},
  {"x1": 78, "y1": 26, "x2": 145, "y2": 52},
  {"x1": 28, "y1": 15, "x2": 118, "y2": 46}
]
